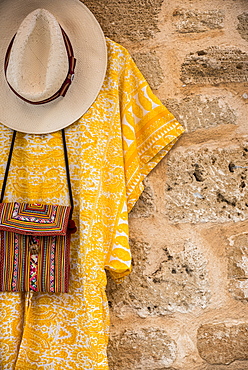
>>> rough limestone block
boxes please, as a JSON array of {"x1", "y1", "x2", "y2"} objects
[
  {"x1": 181, "y1": 47, "x2": 248, "y2": 85},
  {"x1": 129, "y1": 178, "x2": 155, "y2": 218},
  {"x1": 204, "y1": 362, "x2": 248, "y2": 370},
  {"x1": 164, "y1": 96, "x2": 236, "y2": 133},
  {"x1": 132, "y1": 51, "x2": 164, "y2": 90},
  {"x1": 237, "y1": 12, "x2": 248, "y2": 42},
  {"x1": 227, "y1": 233, "x2": 248, "y2": 301},
  {"x1": 107, "y1": 238, "x2": 210, "y2": 318},
  {"x1": 173, "y1": 9, "x2": 224, "y2": 33},
  {"x1": 108, "y1": 328, "x2": 177, "y2": 370},
  {"x1": 197, "y1": 323, "x2": 248, "y2": 364},
  {"x1": 82, "y1": 0, "x2": 163, "y2": 42},
  {"x1": 165, "y1": 143, "x2": 248, "y2": 223}
]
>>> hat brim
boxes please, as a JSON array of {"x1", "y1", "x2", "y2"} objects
[{"x1": 0, "y1": 0, "x2": 107, "y2": 134}]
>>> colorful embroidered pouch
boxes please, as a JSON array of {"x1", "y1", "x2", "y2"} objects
[
  {"x1": 0, "y1": 202, "x2": 74, "y2": 293},
  {"x1": 0, "y1": 130, "x2": 76, "y2": 293}
]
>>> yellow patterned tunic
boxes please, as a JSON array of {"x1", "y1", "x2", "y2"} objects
[{"x1": 0, "y1": 39, "x2": 184, "y2": 369}]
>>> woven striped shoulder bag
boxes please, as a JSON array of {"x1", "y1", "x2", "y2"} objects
[{"x1": 0, "y1": 130, "x2": 76, "y2": 293}]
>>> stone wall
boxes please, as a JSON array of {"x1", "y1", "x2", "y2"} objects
[{"x1": 83, "y1": 0, "x2": 248, "y2": 369}]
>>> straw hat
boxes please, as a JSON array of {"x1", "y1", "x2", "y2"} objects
[{"x1": 0, "y1": 0, "x2": 107, "y2": 134}]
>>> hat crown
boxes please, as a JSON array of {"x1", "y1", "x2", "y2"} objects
[
  {"x1": 6, "y1": 8, "x2": 68, "y2": 102},
  {"x1": 0, "y1": 0, "x2": 107, "y2": 134}
]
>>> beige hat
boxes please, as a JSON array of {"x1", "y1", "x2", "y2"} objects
[{"x1": 0, "y1": 0, "x2": 107, "y2": 134}]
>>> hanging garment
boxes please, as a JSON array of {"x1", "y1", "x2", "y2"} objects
[{"x1": 0, "y1": 38, "x2": 184, "y2": 370}]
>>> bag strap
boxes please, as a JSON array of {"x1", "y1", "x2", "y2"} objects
[
  {"x1": 0, "y1": 130, "x2": 16, "y2": 204},
  {"x1": 0, "y1": 129, "x2": 74, "y2": 216},
  {"x1": 61, "y1": 129, "x2": 74, "y2": 217}
]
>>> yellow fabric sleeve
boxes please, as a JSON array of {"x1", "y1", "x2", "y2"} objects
[{"x1": 119, "y1": 54, "x2": 185, "y2": 212}]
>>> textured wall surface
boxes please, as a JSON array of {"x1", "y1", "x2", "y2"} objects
[{"x1": 83, "y1": 0, "x2": 248, "y2": 369}]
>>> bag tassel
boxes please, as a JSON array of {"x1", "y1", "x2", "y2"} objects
[{"x1": 24, "y1": 291, "x2": 34, "y2": 328}]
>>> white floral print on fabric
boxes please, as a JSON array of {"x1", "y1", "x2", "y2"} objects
[{"x1": 0, "y1": 38, "x2": 184, "y2": 369}]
